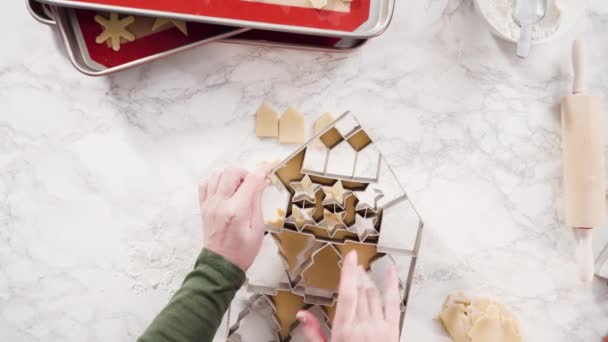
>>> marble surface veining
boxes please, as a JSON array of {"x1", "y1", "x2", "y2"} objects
[{"x1": 2, "y1": 0, "x2": 608, "y2": 341}]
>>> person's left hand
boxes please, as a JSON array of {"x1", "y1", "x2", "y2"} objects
[{"x1": 198, "y1": 166, "x2": 269, "y2": 272}]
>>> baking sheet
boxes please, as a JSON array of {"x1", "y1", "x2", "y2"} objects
[
  {"x1": 53, "y1": 6, "x2": 249, "y2": 75},
  {"x1": 47, "y1": 4, "x2": 366, "y2": 76},
  {"x1": 36, "y1": 0, "x2": 394, "y2": 39},
  {"x1": 223, "y1": 30, "x2": 367, "y2": 52}
]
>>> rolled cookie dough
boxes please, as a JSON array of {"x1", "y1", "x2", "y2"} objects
[{"x1": 438, "y1": 292, "x2": 522, "y2": 342}]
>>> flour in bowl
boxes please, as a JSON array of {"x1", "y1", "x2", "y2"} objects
[{"x1": 477, "y1": 0, "x2": 576, "y2": 41}]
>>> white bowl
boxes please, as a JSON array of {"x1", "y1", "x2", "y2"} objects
[{"x1": 473, "y1": 0, "x2": 586, "y2": 45}]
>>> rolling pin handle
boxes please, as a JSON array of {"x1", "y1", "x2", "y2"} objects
[
  {"x1": 575, "y1": 228, "x2": 595, "y2": 282},
  {"x1": 572, "y1": 40, "x2": 586, "y2": 94}
]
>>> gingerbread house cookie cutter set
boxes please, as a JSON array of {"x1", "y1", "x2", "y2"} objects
[{"x1": 225, "y1": 112, "x2": 424, "y2": 341}]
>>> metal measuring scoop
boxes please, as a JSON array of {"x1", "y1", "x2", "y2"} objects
[{"x1": 512, "y1": 0, "x2": 547, "y2": 58}]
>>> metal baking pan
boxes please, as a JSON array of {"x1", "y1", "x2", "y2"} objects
[
  {"x1": 28, "y1": 0, "x2": 366, "y2": 52},
  {"x1": 29, "y1": 2, "x2": 366, "y2": 76},
  {"x1": 222, "y1": 30, "x2": 367, "y2": 52},
  {"x1": 52, "y1": 6, "x2": 250, "y2": 76},
  {"x1": 27, "y1": 0, "x2": 55, "y2": 25},
  {"x1": 36, "y1": 0, "x2": 395, "y2": 39}
]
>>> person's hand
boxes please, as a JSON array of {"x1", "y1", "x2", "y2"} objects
[
  {"x1": 198, "y1": 167, "x2": 269, "y2": 272},
  {"x1": 296, "y1": 251, "x2": 401, "y2": 342}
]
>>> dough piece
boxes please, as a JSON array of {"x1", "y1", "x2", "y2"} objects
[
  {"x1": 152, "y1": 17, "x2": 188, "y2": 36},
  {"x1": 438, "y1": 293, "x2": 523, "y2": 342},
  {"x1": 287, "y1": 205, "x2": 316, "y2": 231},
  {"x1": 439, "y1": 303, "x2": 472, "y2": 342},
  {"x1": 322, "y1": 181, "x2": 351, "y2": 208},
  {"x1": 319, "y1": 209, "x2": 346, "y2": 236},
  {"x1": 279, "y1": 108, "x2": 307, "y2": 144},
  {"x1": 272, "y1": 291, "x2": 306, "y2": 339},
  {"x1": 313, "y1": 112, "x2": 335, "y2": 148},
  {"x1": 94, "y1": 13, "x2": 135, "y2": 51},
  {"x1": 266, "y1": 209, "x2": 286, "y2": 232},
  {"x1": 256, "y1": 103, "x2": 280, "y2": 138},
  {"x1": 301, "y1": 244, "x2": 341, "y2": 295},
  {"x1": 335, "y1": 240, "x2": 378, "y2": 270},
  {"x1": 310, "y1": 0, "x2": 328, "y2": 8},
  {"x1": 314, "y1": 112, "x2": 335, "y2": 136},
  {"x1": 262, "y1": 180, "x2": 290, "y2": 229},
  {"x1": 290, "y1": 175, "x2": 321, "y2": 203},
  {"x1": 468, "y1": 315, "x2": 521, "y2": 342}
]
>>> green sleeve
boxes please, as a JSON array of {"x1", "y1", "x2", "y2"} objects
[{"x1": 138, "y1": 248, "x2": 246, "y2": 342}]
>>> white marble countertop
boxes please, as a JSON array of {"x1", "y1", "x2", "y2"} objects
[{"x1": 2, "y1": 0, "x2": 608, "y2": 341}]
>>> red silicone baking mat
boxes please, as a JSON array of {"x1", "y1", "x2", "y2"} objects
[
  {"x1": 74, "y1": 9, "x2": 241, "y2": 68},
  {"x1": 52, "y1": 0, "x2": 373, "y2": 34}
]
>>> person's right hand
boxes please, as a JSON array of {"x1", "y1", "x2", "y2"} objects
[
  {"x1": 198, "y1": 166, "x2": 269, "y2": 272},
  {"x1": 296, "y1": 251, "x2": 402, "y2": 342}
]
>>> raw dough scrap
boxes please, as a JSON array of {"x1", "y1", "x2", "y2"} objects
[
  {"x1": 314, "y1": 112, "x2": 335, "y2": 136},
  {"x1": 94, "y1": 13, "x2": 135, "y2": 51},
  {"x1": 322, "y1": 181, "x2": 351, "y2": 208},
  {"x1": 262, "y1": 180, "x2": 290, "y2": 230},
  {"x1": 256, "y1": 103, "x2": 280, "y2": 138},
  {"x1": 279, "y1": 108, "x2": 307, "y2": 144},
  {"x1": 319, "y1": 209, "x2": 346, "y2": 236},
  {"x1": 266, "y1": 209, "x2": 286, "y2": 232},
  {"x1": 290, "y1": 175, "x2": 321, "y2": 203},
  {"x1": 313, "y1": 112, "x2": 335, "y2": 148},
  {"x1": 310, "y1": 0, "x2": 328, "y2": 9},
  {"x1": 438, "y1": 292, "x2": 523, "y2": 342},
  {"x1": 287, "y1": 205, "x2": 316, "y2": 231},
  {"x1": 152, "y1": 17, "x2": 188, "y2": 36}
]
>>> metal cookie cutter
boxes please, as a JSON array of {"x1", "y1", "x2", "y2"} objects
[{"x1": 227, "y1": 111, "x2": 424, "y2": 341}]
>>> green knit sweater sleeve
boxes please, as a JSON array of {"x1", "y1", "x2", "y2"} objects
[{"x1": 138, "y1": 248, "x2": 246, "y2": 342}]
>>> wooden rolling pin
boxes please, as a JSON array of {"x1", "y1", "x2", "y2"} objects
[{"x1": 562, "y1": 40, "x2": 606, "y2": 282}]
